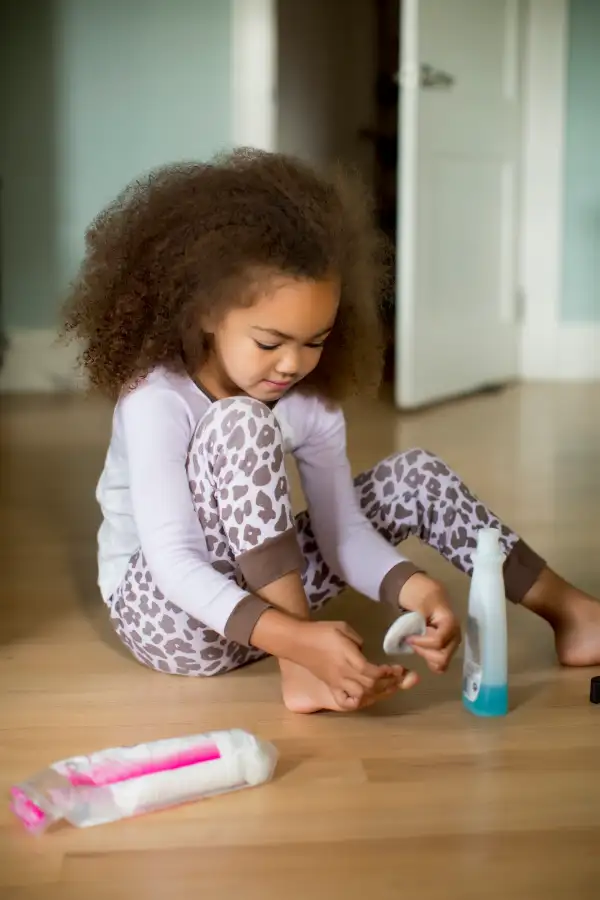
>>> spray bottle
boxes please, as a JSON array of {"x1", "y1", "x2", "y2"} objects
[{"x1": 462, "y1": 527, "x2": 508, "y2": 717}]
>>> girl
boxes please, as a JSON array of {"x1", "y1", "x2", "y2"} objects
[{"x1": 63, "y1": 148, "x2": 600, "y2": 714}]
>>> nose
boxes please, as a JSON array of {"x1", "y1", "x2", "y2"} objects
[{"x1": 275, "y1": 346, "x2": 300, "y2": 377}]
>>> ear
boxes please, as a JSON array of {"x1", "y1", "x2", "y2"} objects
[{"x1": 200, "y1": 313, "x2": 215, "y2": 335}]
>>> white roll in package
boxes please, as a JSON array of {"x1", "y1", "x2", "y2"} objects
[{"x1": 10, "y1": 729, "x2": 279, "y2": 834}]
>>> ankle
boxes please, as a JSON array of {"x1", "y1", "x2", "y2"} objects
[
  {"x1": 521, "y1": 567, "x2": 572, "y2": 625},
  {"x1": 279, "y1": 657, "x2": 301, "y2": 680}
]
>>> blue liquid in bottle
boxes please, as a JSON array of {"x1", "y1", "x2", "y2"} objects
[{"x1": 462, "y1": 678, "x2": 508, "y2": 717}]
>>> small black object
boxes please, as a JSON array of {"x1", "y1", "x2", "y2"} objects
[{"x1": 590, "y1": 676, "x2": 600, "y2": 704}]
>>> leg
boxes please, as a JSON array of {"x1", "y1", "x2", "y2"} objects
[
  {"x1": 108, "y1": 547, "x2": 267, "y2": 676},
  {"x1": 108, "y1": 399, "x2": 408, "y2": 708},
  {"x1": 356, "y1": 447, "x2": 545, "y2": 599},
  {"x1": 192, "y1": 398, "x2": 409, "y2": 708},
  {"x1": 292, "y1": 446, "x2": 544, "y2": 609},
  {"x1": 108, "y1": 396, "x2": 302, "y2": 677},
  {"x1": 349, "y1": 447, "x2": 600, "y2": 667}
]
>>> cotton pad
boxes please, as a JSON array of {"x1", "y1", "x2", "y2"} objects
[
  {"x1": 383, "y1": 611, "x2": 427, "y2": 655},
  {"x1": 10, "y1": 729, "x2": 279, "y2": 833}
]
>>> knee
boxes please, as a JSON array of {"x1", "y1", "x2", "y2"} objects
[
  {"x1": 208, "y1": 396, "x2": 273, "y2": 421},
  {"x1": 381, "y1": 447, "x2": 451, "y2": 482},
  {"x1": 391, "y1": 447, "x2": 443, "y2": 464},
  {"x1": 196, "y1": 397, "x2": 283, "y2": 451},
  {"x1": 191, "y1": 397, "x2": 286, "y2": 488}
]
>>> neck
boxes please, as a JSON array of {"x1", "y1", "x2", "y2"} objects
[{"x1": 194, "y1": 358, "x2": 241, "y2": 401}]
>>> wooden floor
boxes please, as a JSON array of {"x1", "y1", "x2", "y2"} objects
[{"x1": 1, "y1": 383, "x2": 599, "y2": 899}]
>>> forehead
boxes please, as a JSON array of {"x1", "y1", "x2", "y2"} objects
[{"x1": 241, "y1": 276, "x2": 340, "y2": 335}]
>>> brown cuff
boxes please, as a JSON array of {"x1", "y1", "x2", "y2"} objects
[
  {"x1": 224, "y1": 594, "x2": 272, "y2": 647},
  {"x1": 379, "y1": 561, "x2": 424, "y2": 611},
  {"x1": 237, "y1": 528, "x2": 304, "y2": 592},
  {"x1": 503, "y1": 539, "x2": 546, "y2": 603}
]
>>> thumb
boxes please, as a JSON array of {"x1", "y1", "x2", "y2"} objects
[{"x1": 335, "y1": 621, "x2": 363, "y2": 647}]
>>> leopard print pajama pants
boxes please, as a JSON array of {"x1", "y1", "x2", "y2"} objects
[{"x1": 107, "y1": 397, "x2": 546, "y2": 676}]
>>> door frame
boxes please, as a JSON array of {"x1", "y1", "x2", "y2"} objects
[
  {"x1": 231, "y1": 0, "x2": 278, "y2": 151},
  {"x1": 231, "y1": 0, "x2": 575, "y2": 382}
]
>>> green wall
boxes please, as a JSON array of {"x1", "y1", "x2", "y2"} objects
[
  {"x1": 0, "y1": 0, "x2": 232, "y2": 331},
  {"x1": 0, "y1": 1, "x2": 59, "y2": 330},
  {"x1": 4, "y1": 1, "x2": 599, "y2": 331},
  {"x1": 562, "y1": 0, "x2": 600, "y2": 322}
]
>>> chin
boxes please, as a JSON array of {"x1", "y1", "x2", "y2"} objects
[
  {"x1": 252, "y1": 383, "x2": 289, "y2": 401},
  {"x1": 240, "y1": 385, "x2": 272, "y2": 400}
]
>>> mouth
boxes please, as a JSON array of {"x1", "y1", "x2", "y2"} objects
[{"x1": 263, "y1": 379, "x2": 293, "y2": 391}]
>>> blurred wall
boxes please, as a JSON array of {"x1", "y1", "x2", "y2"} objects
[
  {"x1": 0, "y1": 0, "x2": 232, "y2": 338},
  {"x1": 0, "y1": 1, "x2": 59, "y2": 330},
  {"x1": 561, "y1": 0, "x2": 600, "y2": 322}
]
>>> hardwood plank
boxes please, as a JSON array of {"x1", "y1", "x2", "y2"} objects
[{"x1": 1, "y1": 384, "x2": 599, "y2": 898}]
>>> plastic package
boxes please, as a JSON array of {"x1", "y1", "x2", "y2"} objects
[{"x1": 10, "y1": 728, "x2": 279, "y2": 834}]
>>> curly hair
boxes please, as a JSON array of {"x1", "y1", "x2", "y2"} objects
[{"x1": 61, "y1": 147, "x2": 391, "y2": 401}]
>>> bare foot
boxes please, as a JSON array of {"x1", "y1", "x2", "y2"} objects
[
  {"x1": 280, "y1": 660, "x2": 418, "y2": 714},
  {"x1": 522, "y1": 569, "x2": 600, "y2": 666},
  {"x1": 553, "y1": 592, "x2": 600, "y2": 667}
]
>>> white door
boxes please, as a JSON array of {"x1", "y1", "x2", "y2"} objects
[{"x1": 396, "y1": 0, "x2": 523, "y2": 409}]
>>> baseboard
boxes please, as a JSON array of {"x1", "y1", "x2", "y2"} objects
[
  {"x1": 0, "y1": 328, "x2": 84, "y2": 392},
  {"x1": 521, "y1": 322, "x2": 600, "y2": 380}
]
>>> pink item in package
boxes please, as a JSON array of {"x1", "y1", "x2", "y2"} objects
[{"x1": 10, "y1": 729, "x2": 278, "y2": 834}]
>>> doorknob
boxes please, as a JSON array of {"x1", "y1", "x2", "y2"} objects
[
  {"x1": 420, "y1": 63, "x2": 455, "y2": 89},
  {"x1": 395, "y1": 64, "x2": 455, "y2": 89}
]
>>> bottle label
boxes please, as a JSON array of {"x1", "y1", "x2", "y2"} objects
[
  {"x1": 463, "y1": 660, "x2": 482, "y2": 701},
  {"x1": 462, "y1": 614, "x2": 481, "y2": 701}
]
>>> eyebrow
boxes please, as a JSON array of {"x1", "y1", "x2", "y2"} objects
[{"x1": 252, "y1": 326, "x2": 333, "y2": 342}]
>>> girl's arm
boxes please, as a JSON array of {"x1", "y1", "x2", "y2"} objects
[
  {"x1": 120, "y1": 386, "x2": 276, "y2": 644},
  {"x1": 121, "y1": 392, "x2": 376, "y2": 682},
  {"x1": 293, "y1": 398, "x2": 422, "y2": 611}
]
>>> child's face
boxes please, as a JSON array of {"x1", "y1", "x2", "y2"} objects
[{"x1": 201, "y1": 276, "x2": 340, "y2": 402}]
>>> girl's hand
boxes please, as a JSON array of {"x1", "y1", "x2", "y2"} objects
[
  {"x1": 398, "y1": 573, "x2": 462, "y2": 673},
  {"x1": 290, "y1": 619, "x2": 396, "y2": 699},
  {"x1": 250, "y1": 609, "x2": 417, "y2": 706}
]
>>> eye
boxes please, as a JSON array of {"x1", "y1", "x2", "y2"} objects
[
  {"x1": 255, "y1": 341, "x2": 280, "y2": 351},
  {"x1": 306, "y1": 342, "x2": 326, "y2": 350}
]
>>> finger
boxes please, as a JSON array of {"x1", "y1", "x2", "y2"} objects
[
  {"x1": 362, "y1": 667, "x2": 413, "y2": 695},
  {"x1": 371, "y1": 673, "x2": 400, "y2": 694},
  {"x1": 345, "y1": 658, "x2": 397, "y2": 690},
  {"x1": 350, "y1": 659, "x2": 395, "y2": 689},
  {"x1": 388, "y1": 664, "x2": 408, "y2": 678},
  {"x1": 352, "y1": 673, "x2": 377, "y2": 690},
  {"x1": 411, "y1": 642, "x2": 458, "y2": 673},
  {"x1": 336, "y1": 622, "x2": 364, "y2": 647},
  {"x1": 346, "y1": 650, "x2": 391, "y2": 682},
  {"x1": 351, "y1": 669, "x2": 396, "y2": 691},
  {"x1": 386, "y1": 664, "x2": 419, "y2": 689},
  {"x1": 415, "y1": 647, "x2": 450, "y2": 672},
  {"x1": 360, "y1": 672, "x2": 419, "y2": 708},
  {"x1": 406, "y1": 633, "x2": 444, "y2": 651},
  {"x1": 408, "y1": 619, "x2": 459, "y2": 651},
  {"x1": 445, "y1": 634, "x2": 462, "y2": 661},
  {"x1": 398, "y1": 669, "x2": 419, "y2": 690}
]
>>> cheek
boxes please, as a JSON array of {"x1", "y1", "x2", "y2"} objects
[
  {"x1": 231, "y1": 340, "x2": 271, "y2": 375},
  {"x1": 218, "y1": 335, "x2": 258, "y2": 365}
]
